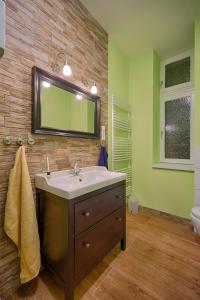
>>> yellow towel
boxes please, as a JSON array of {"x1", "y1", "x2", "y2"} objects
[{"x1": 4, "y1": 146, "x2": 41, "y2": 284}]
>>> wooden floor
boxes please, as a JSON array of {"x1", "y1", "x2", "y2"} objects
[{"x1": 8, "y1": 211, "x2": 200, "y2": 300}]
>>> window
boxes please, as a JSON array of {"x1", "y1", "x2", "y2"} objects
[
  {"x1": 161, "y1": 50, "x2": 194, "y2": 90},
  {"x1": 165, "y1": 97, "x2": 191, "y2": 160},
  {"x1": 160, "y1": 50, "x2": 194, "y2": 166},
  {"x1": 165, "y1": 57, "x2": 190, "y2": 88},
  {"x1": 161, "y1": 90, "x2": 194, "y2": 164}
]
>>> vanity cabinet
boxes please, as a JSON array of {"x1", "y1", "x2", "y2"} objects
[{"x1": 37, "y1": 180, "x2": 126, "y2": 300}]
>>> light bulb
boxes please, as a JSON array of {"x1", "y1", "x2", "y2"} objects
[
  {"x1": 91, "y1": 82, "x2": 97, "y2": 95},
  {"x1": 42, "y1": 81, "x2": 51, "y2": 88},
  {"x1": 76, "y1": 94, "x2": 83, "y2": 100},
  {"x1": 63, "y1": 59, "x2": 72, "y2": 76}
]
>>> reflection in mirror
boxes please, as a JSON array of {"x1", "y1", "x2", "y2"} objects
[{"x1": 40, "y1": 82, "x2": 95, "y2": 133}]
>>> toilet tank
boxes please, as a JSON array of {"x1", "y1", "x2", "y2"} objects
[{"x1": 0, "y1": 0, "x2": 5, "y2": 57}]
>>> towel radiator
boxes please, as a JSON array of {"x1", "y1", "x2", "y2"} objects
[{"x1": 112, "y1": 95, "x2": 132, "y2": 197}]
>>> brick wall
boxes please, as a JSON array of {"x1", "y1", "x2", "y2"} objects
[{"x1": 0, "y1": 0, "x2": 108, "y2": 296}]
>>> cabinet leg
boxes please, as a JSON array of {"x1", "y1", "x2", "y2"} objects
[
  {"x1": 64, "y1": 286, "x2": 74, "y2": 300},
  {"x1": 121, "y1": 238, "x2": 126, "y2": 251}
]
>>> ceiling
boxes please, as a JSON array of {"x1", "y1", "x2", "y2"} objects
[{"x1": 80, "y1": 0, "x2": 200, "y2": 59}]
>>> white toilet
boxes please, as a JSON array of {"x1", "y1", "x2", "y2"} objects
[{"x1": 191, "y1": 207, "x2": 200, "y2": 235}]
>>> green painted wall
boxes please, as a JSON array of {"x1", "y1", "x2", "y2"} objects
[
  {"x1": 129, "y1": 49, "x2": 193, "y2": 219},
  {"x1": 153, "y1": 51, "x2": 160, "y2": 163},
  {"x1": 195, "y1": 19, "x2": 200, "y2": 145},
  {"x1": 108, "y1": 21, "x2": 200, "y2": 219},
  {"x1": 108, "y1": 40, "x2": 194, "y2": 218},
  {"x1": 108, "y1": 37, "x2": 130, "y2": 169}
]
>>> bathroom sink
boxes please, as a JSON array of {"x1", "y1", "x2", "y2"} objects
[{"x1": 35, "y1": 166, "x2": 126, "y2": 199}]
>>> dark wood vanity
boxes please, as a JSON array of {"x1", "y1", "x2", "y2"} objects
[{"x1": 37, "y1": 180, "x2": 126, "y2": 300}]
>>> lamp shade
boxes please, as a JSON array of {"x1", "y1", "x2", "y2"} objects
[
  {"x1": 63, "y1": 61, "x2": 72, "y2": 76},
  {"x1": 91, "y1": 82, "x2": 97, "y2": 95}
]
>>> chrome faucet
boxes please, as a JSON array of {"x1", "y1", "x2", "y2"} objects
[{"x1": 73, "y1": 159, "x2": 81, "y2": 176}]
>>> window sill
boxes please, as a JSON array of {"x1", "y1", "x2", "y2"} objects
[{"x1": 152, "y1": 162, "x2": 194, "y2": 172}]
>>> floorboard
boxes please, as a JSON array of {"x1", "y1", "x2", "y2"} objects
[{"x1": 7, "y1": 211, "x2": 200, "y2": 300}]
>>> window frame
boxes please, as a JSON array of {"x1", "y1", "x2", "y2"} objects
[
  {"x1": 160, "y1": 86, "x2": 195, "y2": 165},
  {"x1": 160, "y1": 50, "x2": 194, "y2": 91}
]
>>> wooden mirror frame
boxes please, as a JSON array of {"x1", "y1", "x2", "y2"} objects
[{"x1": 32, "y1": 67, "x2": 100, "y2": 139}]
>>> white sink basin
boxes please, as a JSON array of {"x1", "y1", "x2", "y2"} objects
[{"x1": 35, "y1": 166, "x2": 126, "y2": 199}]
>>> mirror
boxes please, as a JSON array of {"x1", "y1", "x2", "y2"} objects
[
  {"x1": 32, "y1": 67, "x2": 100, "y2": 138},
  {"x1": 40, "y1": 84, "x2": 96, "y2": 133}
]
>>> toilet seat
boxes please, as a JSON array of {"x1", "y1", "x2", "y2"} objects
[{"x1": 191, "y1": 207, "x2": 200, "y2": 219}]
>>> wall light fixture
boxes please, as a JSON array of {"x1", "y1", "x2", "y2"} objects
[
  {"x1": 82, "y1": 79, "x2": 98, "y2": 95},
  {"x1": 51, "y1": 51, "x2": 72, "y2": 77}
]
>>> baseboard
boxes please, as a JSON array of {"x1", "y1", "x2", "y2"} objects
[{"x1": 139, "y1": 205, "x2": 191, "y2": 225}]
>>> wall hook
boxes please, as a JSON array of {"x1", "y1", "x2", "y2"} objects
[
  {"x1": 27, "y1": 133, "x2": 35, "y2": 145},
  {"x1": 3, "y1": 136, "x2": 12, "y2": 145},
  {"x1": 16, "y1": 136, "x2": 25, "y2": 146}
]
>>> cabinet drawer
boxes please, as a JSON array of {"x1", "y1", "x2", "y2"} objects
[
  {"x1": 75, "y1": 184, "x2": 125, "y2": 235},
  {"x1": 75, "y1": 208, "x2": 124, "y2": 280}
]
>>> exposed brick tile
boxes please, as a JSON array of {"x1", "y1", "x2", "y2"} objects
[{"x1": 0, "y1": 0, "x2": 108, "y2": 297}]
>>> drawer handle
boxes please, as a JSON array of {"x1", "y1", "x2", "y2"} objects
[
  {"x1": 83, "y1": 242, "x2": 91, "y2": 249},
  {"x1": 115, "y1": 195, "x2": 122, "y2": 199},
  {"x1": 83, "y1": 211, "x2": 90, "y2": 217},
  {"x1": 116, "y1": 217, "x2": 122, "y2": 222}
]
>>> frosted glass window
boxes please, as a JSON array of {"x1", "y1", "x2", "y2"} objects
[
  {"x1": 165, "y1": 97, "x2": 191, "y2": 159},
  {"x1": 165, "y1": 57, "x2": 190, "y2": 88}
]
